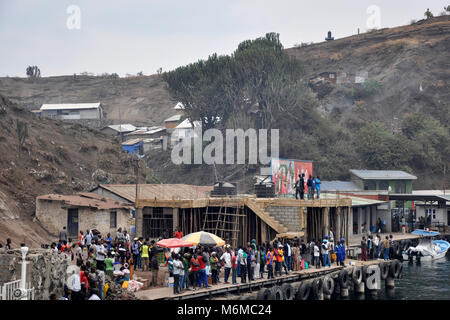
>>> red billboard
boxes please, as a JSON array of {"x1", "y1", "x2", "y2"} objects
[{"x1": 271, "y1": 158, "x2": 313, "y2": 196}]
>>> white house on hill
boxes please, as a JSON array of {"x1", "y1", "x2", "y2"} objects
[{"x1": 40, "y1": 103, "x2": 103, "y2": 120}]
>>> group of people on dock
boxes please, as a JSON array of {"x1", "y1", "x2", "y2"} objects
[
  {"x1": 44, "y1": 223, "x2": 402, "y2": 299},
  {"x1": 360, "y1": 233, "x2": 398, "y2": 261}
]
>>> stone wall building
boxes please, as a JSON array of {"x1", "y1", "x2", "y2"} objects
[{"x1": 36, "y1": 192, "x2": 133, "y2": 239}]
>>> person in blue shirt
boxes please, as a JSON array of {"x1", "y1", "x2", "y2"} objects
[
  {"x1": 338, "y1": 239, "x2": 346, "y2": 266},
  {"x1": 315, "y1": 176, "x2": 321, "y2": 199},
  {"x1": 105, "y1": 233, "x2": 113, "y2": 250}
]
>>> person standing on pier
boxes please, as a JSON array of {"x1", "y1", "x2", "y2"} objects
[
  {"x1": 231, "y1": 249, "x2": 238, "y2": 284},
  {"x1": 239, "y1": 248, "x2": 248, "y2": 283},
  {"x1": 266, "y1": 247, "x2": 275, "y2": 279},
  {"x1": 361, "y1": 236, "x2": 367, "y2": 261},
  {"x1": 259, "y1": 245, "x2": 266, "y2": 278},
  {"x1": 220, "y1": 248, "x2": 232, "y2": 284},
  {"x1": 172, "y1": 254, "x2": 183, "y2": 294},
  {"x1": 313, "y1": 242, "x2": 320, "y2": 268},
  {"x1": 382, "y1": 236, "x2": 390, "y2": 261},
  {"x1": 368, "y1": 236, "x2": 374, "y2": 260},
  {"x1": 374, "y1": 234, "x2": 380, "y2": 259},
  {"x1": 321, "y1": 239, "x2": 331, "y2": 267}
]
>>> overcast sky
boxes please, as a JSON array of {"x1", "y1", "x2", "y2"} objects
[{"x1": 0, "y1": 0, "x2": 445, "y2": 77}]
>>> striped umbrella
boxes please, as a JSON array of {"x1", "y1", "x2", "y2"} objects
[
  {"x1": 182, "y1": 231, "x2": 225, "y2": 247},
  {"x1": 156, "y1": 238, "x2": 194, "y2": 248}
]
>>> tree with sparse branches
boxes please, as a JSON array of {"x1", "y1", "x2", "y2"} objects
[
  {"x1": 425, "y1": 8, "x2": 434, "y2": 19},
  {"x1": 445, "y1": 5, "x2": 450, "y2": 12}
]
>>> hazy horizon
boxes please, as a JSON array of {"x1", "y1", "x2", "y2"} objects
[{"x1": 0, "y1": 0, "x2": 446, "y2": 77}]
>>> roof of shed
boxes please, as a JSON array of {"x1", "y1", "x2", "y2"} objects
[
  {"x1": 37, "y1": 192, "x2": 132, "y2": 210},
  {"x1": 93, "y1": 184, "x2": 214, "y2": 202},
  {"x1": 40, "y1": 103, "x2": 101, "y2": 111},
  {"x1": 350, "y1": 170, "x2": 417, "y2": 180}
]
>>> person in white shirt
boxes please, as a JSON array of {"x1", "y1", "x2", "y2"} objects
[
  {"x1": 172, "y1": 254, "x2": 184, "y2": 294},
  {"x1": 314, "y1": 243, "x2": 320, "y2": 269},
  {"x1": 67, "y1": 268, "x2": 81, "y2": 300},
  {"x1": 321, "y1": 240, "x2": 330, "y2": 267},
  {"x1": 220, "y1": 249, "x2": 232, "y2": 283}
]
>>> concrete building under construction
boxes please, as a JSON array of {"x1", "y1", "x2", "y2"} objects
[{"x1": 90, "y1": 184, "x2": 352, "y2": 247}]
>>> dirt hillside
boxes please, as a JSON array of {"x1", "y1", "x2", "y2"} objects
[
  {"x1": 0, "y1": 74, "x2": 175, "y2": 127},
  {"x1": 285, "y1": 16, "x2": 450, "y2": 130},
  {"x1": 0, "y1": 95, "x2": 138, "y2": 248}
]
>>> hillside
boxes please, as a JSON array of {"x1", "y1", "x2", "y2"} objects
[
  {"x1": 0, "y1": 74, "x2": 175, "y2": 126},
  {"x1": 286, "y1": 16, "x2": 450, "y2": 130},
  {"x1": 0, "y1": 95, "x2": 139, "y2": 247},
  {"x1": 0, "y1": 17, "x2": 448, "y2": 194}
]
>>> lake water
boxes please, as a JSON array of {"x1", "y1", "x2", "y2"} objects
[
  {"x1": 385, "y1": 255, "x2": 450, "y2": 300},
  {"x1": 348, "y1": 255, "x2": 450, "y2": 300}
]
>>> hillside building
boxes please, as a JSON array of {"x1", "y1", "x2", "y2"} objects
[
  {"x1": 36, "y1": 192, "x2": 133, "y2": 239},
  {"x1": 39, "y1": 103, "x2": 104, "y2": 120}
]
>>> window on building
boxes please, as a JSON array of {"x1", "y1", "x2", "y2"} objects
[
  {"x1": 364, "y1": 181, "x2": 377, "y2": 190},
  {"x1": 379, "y1": 181, "x2": 390, "y2": 191},
  {"x1": 395, "y1": 181, "x2": 406, "y2": 194},
  {"x1": 110, "y1": 211, "x2": 117, "y2": 228}
]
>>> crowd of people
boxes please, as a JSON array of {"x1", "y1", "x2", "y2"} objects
[
  {"x1": 360, "y1": 233, "x2": 398, "y2": 261},
  {"x1": 4, "y1": 222, "x2": 400, "y2": 299}
]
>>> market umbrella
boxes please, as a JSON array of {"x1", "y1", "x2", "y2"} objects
[
  {"x1": 182, "y1": 231, "x2": 225, "y2": 247},
  {"x1": 156, "y1": 238, "x2": 194, "y2": 248}
]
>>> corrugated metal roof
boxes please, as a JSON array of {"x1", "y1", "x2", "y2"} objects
[
  {"x1": 125, "y1": 127, "x2": 165, "y2": 136},
  {"x1": 40, "y1": 103, "x2": 101, "y2": 111},
  {"x1": 175, "y1": 119, "x2": 201, "y2": 129},
  {"x1": 320, "y1": 193, "x2": 388, "y2": 207},
  {"x1": 96, "y1": 184, "x2": 214, "y2": 202},
  {"x1": 174, "y1": 102, "x2": 185, "y2": 110},
  {"x1": 121, "y1": 138, "x2": 143, "y2": 146},
  {"x1": 37, "y1": 192, "x2": 132, "y2": 210},
  {"x1": 105, "y1": 124, "x2": 136, "y2": 133},
  {"x1": 321, "y1": 181, "x2": 361, "y2": 192},
  {"x1": 164, "y1": 114, "x2": 183, "y2": 122},
  {"x1": 350, "y1": 169, "x2": 417, "y2": 180}
]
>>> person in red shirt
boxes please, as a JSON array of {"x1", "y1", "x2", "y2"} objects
[
  {"x1": 231, "y1": 250, "x2": 238, "y2": 284},
  {"x1": 80, "y1": 269, "x2": 89, "y2": 292},
  {"x1": 197, "y1": 252, "x2": 208, "y2": 288},
  {"x1": 174, "y1": 227, "x2": 183, "y2": 239},
  {"x1": 190, "y1": 254, "x2": 200, "y2": 290}
]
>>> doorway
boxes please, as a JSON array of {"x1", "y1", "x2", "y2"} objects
[{"x1": 67, "y1": 208, "x2": 79, "y2": 238}]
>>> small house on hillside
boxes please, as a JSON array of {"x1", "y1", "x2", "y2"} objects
[
  {"x1": 121, "y1": 138, "x2": 143, "y2": 155},
  {"x1": 124, "y1": 127, "x2": 166, "y2": 141},
  {"x1": 39, "y1": 103, "x2": 104, "y2": 120},
  {"x1": 174, "y1": 102, "x2": 185, "y2": 115},
  {"x1": 171, "y1": 118, "x2": 201, "y2": 146},
  {"x1": 36, "y1": 192, "x2": 133, "y2": 239},
  {"x1": 101, "y1": 124, "x2": 136, "y2": 136},
  {"x1": 164, "y1": 114, "x2": 183, "y2": 130}
]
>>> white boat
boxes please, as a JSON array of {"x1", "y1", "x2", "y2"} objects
[{"x1": 402, "y1": 230, "x2": 450, "y2": 261}]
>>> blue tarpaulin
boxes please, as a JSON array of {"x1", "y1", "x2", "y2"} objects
[
  {"x1": 122, "y1": 141, "x2": 143, "y2": 154},
  {"x1": 411, "y1": 229, "x2": 440, "y2": 237}
]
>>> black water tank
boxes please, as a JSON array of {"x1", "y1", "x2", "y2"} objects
[
  {"x1": 254, "y1": 182, "x2": 275, "y2": 198},
  {"x1": 210, "y1": 182, "x2": 237, "y2": 197}
]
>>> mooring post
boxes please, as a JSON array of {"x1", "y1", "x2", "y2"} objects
[
  {"x1": 340, "y1": 287, "x2": 349, "y2": 298},
  {"x1": 20, "y1": 246, "x2": 29, "y2": 300},
  {"x1": 355, "y1": 282, "x2": 365, "y2": 294},
  {"x1": 385, "y1": 277, "x2": 395, "y2": 289}
]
